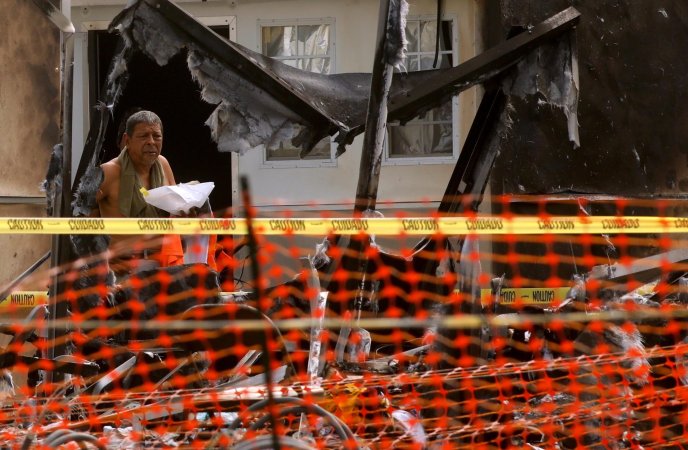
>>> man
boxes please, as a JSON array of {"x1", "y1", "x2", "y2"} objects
[{"x1": 96, "y1": 110, "x2": 184, "y2": 273}]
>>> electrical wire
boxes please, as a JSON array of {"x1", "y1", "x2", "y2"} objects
[
  {"x1": 20, "y1": 378, "x2": 84, "y2": 450},
  {"x1": 43, "y1": 429, "x2": 73, "y2": 446},
  {"x1": 238, "y1": 303, "x2": 298, "y2": 378},
  {"x1": 44, "y1": 430, "x2": 106, "y2": 449}
]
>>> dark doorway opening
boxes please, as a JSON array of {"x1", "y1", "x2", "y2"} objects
[{"x1": 88, "y1": 29, "x2": 232, "y2": 212}]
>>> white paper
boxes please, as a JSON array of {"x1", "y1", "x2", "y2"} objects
[{"x1": 143, "y1": 182, "x2": 215, "y2": 215}]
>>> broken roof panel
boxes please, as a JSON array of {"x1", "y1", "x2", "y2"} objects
[{"x1": 108, "y1": 0, "x2": 579, "y2": 157}]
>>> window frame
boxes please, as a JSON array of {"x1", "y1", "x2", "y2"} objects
[
  {"x1": 257, "y1": 17, "x2": 338, "y2": 169},
  {"x1": 384, "y1": 14, "x2": 460, "y2": 166},
  {"x1": 80, "y1": 16, "x2": 237, "y2": 40}
]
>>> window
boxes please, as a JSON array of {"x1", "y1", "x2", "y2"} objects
[
  {"x1": 259, "y1": 18, "x2": 336, "y2": 167},
  {"x1": 386, "y1": 17, "x2": 459, "y2": 165}
]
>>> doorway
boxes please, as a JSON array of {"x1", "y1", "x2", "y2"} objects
[{"x1": 89, "y1": 26, "x2": 234, "y2": 212}]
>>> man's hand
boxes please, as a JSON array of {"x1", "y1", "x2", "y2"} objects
[{"x1": 174, "y1": 207, "x2": 201, "y2": 218}]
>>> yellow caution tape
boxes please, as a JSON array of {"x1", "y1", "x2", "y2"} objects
[
  {"x1": 0, "y1": 290, "x2": 568, "y2": 309},
  {"x1": 480, "y1": 287, "x2": 571, "y2": 306},
  {"x1": 0, "y1": 291, "x2": 49, "y2": 309},
  {"x1": 0, "y1": 291, "x2": 243, "y2": 309},
  {"x1": 0, "y1": 216, "x2": 686, "y2": 235}
]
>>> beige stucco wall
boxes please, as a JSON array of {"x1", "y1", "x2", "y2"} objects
[{"x1": 0, "y1": 0, "x2": 59, "y2": 287}]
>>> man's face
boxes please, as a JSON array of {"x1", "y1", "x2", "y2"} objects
[{"x1": 124, "y1": 122, "x2": 163, "y2": 168}]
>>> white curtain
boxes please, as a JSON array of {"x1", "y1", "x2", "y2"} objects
[
  {"x1": 262, "y1": 24, "x2": 332, "y2": 160},
  {"x1": 389, "y1": 19, "x2": 454, "y2": 158}
]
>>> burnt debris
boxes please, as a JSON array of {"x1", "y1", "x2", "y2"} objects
[
  {"x1": 494, "y1": 0, "x2": 688, "y2": 196},
  {"x1": 84, "y1": 0, "x2": 581, "y2": 164}
]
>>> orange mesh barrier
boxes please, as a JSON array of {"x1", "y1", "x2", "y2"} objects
[{"x1": 2, "y1": 195, "x2": 688, "y2": 448}]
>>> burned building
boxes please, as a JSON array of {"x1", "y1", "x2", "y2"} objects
[{"x1": 3, "y1": 0, "x2": 688, "y2": 448}]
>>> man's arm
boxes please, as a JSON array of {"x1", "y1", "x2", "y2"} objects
[
  {"x1": 95, "y1": 161, "x2": 121, "y2": 218},
  {"x1": 159, "y1": 155, "x2": 176, "y2": 186},
  {"x1": 91, "y1": 169, "x2": 105, "y2": 218}
]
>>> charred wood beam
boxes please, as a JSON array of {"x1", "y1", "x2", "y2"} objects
[
  {"x1": 384, "y1": 6, "x2": 580, "y2": 127},
  {"x1": 439, "y1": 87, "x2": 508, "y2": 215},
  {"x1": 418, "y1": 88, "x2": 508, "y2": 364},
  {"x1": 413, "y1": 85, "x2": 506, "y2": 261},
  {"x1": 408, "y1": 86, "x2": 505, "y2": 261},
  {"x1": 355, "y1": 0, "x2": 395, "y2": 214},
  {"x1": 334, "y1": 0, "x2": 396, "y2": 320}
]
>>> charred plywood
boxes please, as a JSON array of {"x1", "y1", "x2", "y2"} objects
[
  {"x1": 494, "y1": 0, "x2": 688, "y2": 196},
  {"x1": 0, "y1": 0, "x2": 59, "y2": 286}
]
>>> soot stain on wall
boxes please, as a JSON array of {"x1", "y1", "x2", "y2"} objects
[{"x1": 494, "y1": 0, "x2": 688, "y2": 196}]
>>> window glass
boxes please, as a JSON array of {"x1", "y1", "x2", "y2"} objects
[
  {"x1": 388, "y1": 18, "x2": 455, "y2": 160},
  {"x1": 261, "y1": 21, "x2": 334, "y2": 162},
  {"x1": 262, "y1": 26, "x2": 297, "y2": 57}
]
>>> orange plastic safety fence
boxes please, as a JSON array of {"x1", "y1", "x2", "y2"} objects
[{"x1": 2, "y1": 196, "x2": 688, "y2": 448}]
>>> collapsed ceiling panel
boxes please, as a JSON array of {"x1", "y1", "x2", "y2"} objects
[
  {"x1": 111, "y1": 0, "x2": 432, "y2": 156},
  {"x1": 107, "y1": 0, "x2": 578, "y2": 158},
  {"x1": 494, "y1": 0, "x2": 688, "y2": 196}
]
